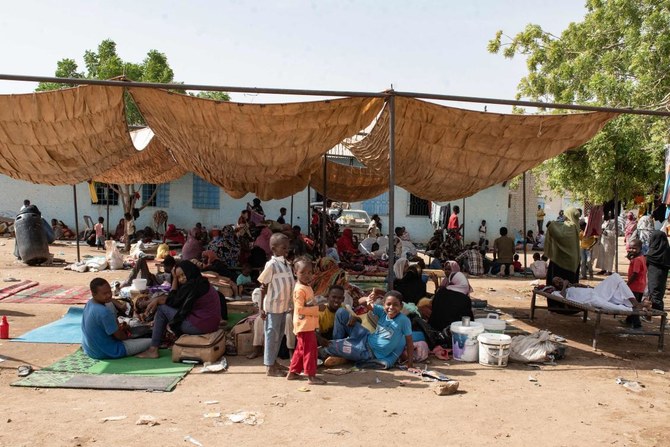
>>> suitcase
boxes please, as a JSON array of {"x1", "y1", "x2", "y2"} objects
[{"x1": 172, "y1": 329, "x2": 226, "y2": 363}]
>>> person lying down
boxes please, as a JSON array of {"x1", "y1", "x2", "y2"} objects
[{"x1": 551, "y1": 273, "x2": 648, "y2": 313}]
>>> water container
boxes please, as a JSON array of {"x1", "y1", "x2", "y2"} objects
[
  {"x1": 450, "y1": 321, "x2": 484, "y2": 362},
  {"x1": 475, "y1": 313, "x2": 507, "y2": 334},
  {"x1": 477, "y1": 333, "x2": 512, "y2": 367},
  {"x1": 14, "y1": 206, "x2": 50, "y2": 265}
]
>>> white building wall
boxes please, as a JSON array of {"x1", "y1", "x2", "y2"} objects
[
  {"x1": 432, "y1": 184, "x2": 510, "y2": 243},
  {"x1": 1, "y1": 175, "x2": 508, "y2": 245},
  {"x1": 0, "y1": 174, "x2": 310, "y2": 233}
]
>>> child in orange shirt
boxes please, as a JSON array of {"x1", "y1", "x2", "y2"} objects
[{"x1": 287, "y1": 258, "x2": 326, "y2": 385}]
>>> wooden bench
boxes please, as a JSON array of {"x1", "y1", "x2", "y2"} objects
[{"x1": 531, "y1": 289, "x2": 667, "y2": 351}]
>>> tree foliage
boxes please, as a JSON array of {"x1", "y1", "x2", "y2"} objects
[
  {"x1": 37, "y1": 39, "x2": 231, "y2": 248},
  {"x1": 488, "y1": 0, "x2": 670, "y2": 203}
]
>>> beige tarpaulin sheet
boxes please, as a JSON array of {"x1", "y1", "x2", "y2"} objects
[
  {"x1": 0, "y1": 85, "x2": 138, "y2": 185},
  {"x1": 129, "y1": 88, "x2": 384, "y2": 200},
  {"x1": 347, "y1": 97, "x2": 617, "y2": 202},
  {"x1": 94, "y1": 131, "x2": 187, "y2": 185},
  {"x1": 309, "y1": 160, "x2": 388, "y2": 202}
]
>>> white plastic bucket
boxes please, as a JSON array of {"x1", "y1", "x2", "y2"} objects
[
  {"x1": 475, "y1": 313, "x2": 506, "y2": 334},
  {"x1": 131, "y1": 278, "x2": 148, "y2": 291},
  {"x1": 477, "y1": 333, "x2": 512, "y2": 367},
  {"x1": 451, "y1": 321, "x2": 484, "y2": 362}
]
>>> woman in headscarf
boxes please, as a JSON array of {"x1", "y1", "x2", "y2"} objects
[
  {"x1": 392, "y1": 258, "x2": 426, "y2": 305},
  {"x1": 336, "y1": 228, "x2": 358, "y2": 257},
  {"x1": 646, "y1": 230, "x2": 670, "y2": 311},
  {"x1": 596, "y1": 214, "x2": 617, "y2": 275},
  {"x1": 180, "y1": 227, "x2": 204, "y2": 262},
  {"x1": 544, "y1": 207, "x2": 581, "y2": 286},
  {"x1": 253, "y1": 227, "x2": 273, "y2": 259},
  {"x1": 436, "y1": 260, "x2": 472, "y2": 296},
  {"x1": 220, "y1": 225, "x2": 241, "y2": 267},
  {"x1": 163, "y1": 224, "x2": 185, "y2": 245},
  {"x1": 636, "y1": 215, "x2": 654, "y2": 254},
  {"x1": 311, "y1": 257, "x2": 347, "y2": 297},
  {"x1": 137, "y1": 260, "x2": 222, "y2": 358},
  {"x1": 113, "y1": 218, "x2": 125, "y2": 241},
  {"x1": 624, "y1": 212, "x2": 638, "y2": 248}
]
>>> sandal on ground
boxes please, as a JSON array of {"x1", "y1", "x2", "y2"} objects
[{"x1": 17, "y1": 365, "x2": 33, "y2": 377}]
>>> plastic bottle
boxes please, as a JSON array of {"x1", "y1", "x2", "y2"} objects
[{"x1": 0, "y1": 316, "x2": 9, "y2": 339}]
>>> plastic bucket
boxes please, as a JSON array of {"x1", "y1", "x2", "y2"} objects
[
  {"x1": 477, "y1": 333, "x2": 512, "y2": 367},
  {"x1": 475, "y1": 313, "x2": 506, "y2": 334},
  {"x1": 132, "y1": 278, "x2": 148, "y2": 291},
  {"x1": 450, "y1": 321, "x2": 484, "y2": 362}
]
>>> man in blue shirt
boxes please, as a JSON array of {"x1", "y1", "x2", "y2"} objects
[
  {"x1": 81, "y1": 278, "x2": 151, "y2": 359},
  {"x1": 324, "y1": 291, "x2": 414, "y2": 369}
]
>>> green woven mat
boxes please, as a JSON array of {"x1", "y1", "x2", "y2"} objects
[{"x1": 12, "y1": 348, "x2": 192, "y2": 391}]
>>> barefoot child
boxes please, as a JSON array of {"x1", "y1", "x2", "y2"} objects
[
  {"x1": 287, "y1": 258, "x2": 326, "y2": 385},
  {"x1": 258, "y1": 233, "x2": 295, "y2": 377}
]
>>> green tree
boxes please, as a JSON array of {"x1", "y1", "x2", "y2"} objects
[
  {"x1": 38, "y1": 39, "x2": 231, "y2": 249},
  {"x1": 488, "y1": 0, "x2": 670, "y2": 203}
]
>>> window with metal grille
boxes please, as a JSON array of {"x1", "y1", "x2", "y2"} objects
[
  {"x1": 93, "y1": 183, "x2": 119, "y2": 206},
  {"x1": 362, "y1": 192, "x2": 389, "y2": 216},
  {"x1": 192, "y1": 175, "x2": 220, "y2": 209},
  {"x1": 142, "y1": 184, "x2": 170, "y2": 208},
  {"x1": 408, "y1": 193, "x2": 430, "y2": 216}
]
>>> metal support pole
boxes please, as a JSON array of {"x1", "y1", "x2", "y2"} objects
[
  {"x1": 307, "y1": 186, "x2": 311, "y2": 238},
  {"x1": 322, "y1": 154, "x2": 328, "y2": 257},
  {"x1": 290, "y1": 194, "x2": 294, "y2": 227},
  {"x1": 522, "y1": 172, "x2": 528, "y2": 269},
  {"x1": 73, "y1": 185, "x2": 80, "y2": 263},
  {"x1": 387, "y1": 95, "x2": 396, "y2": 289},
  {"x1": 614, "y1": 184, "x2": 619, "y2": 274},
  {"x1": 462, "y1": 198, "x2": 466, "y2": 241},
  {"x1": 106, "y1": 185, "x2": 110, "y2": 238}
]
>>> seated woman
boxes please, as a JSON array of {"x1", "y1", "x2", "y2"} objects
[
  {"x1": 392, "y1": 258, "x2": 426, "y2": 305},
  {"x1": 336, "y1": 228, "x2": 358, "y2": 258},
  {"x1": 181, "y1": 227, "x2": 204, "y2": 261},
  {"x1": 195, "y1": 250, "x2": 235, "y2": 280},
  {"x1": 434, "y1": 260, "x2": 472, "y2": 296},
  {"x1": 323, "y1": 290, "x2": 413, "y2": 369},
  {"x1": 163, "y1": 224, "x2": 185, "y2": 245},
  {"x1": 113, "y1": 218, "x2": 125, "y2": 241},
  {"x1": 137, "y1": 261, "x2": 222, "y2": 358},
  {"x1": 428, "y1": 286, "x2": 474, "y2": 333},
  {"x1": 253, "y1": 227, "x2": 273, "y2": 259}
]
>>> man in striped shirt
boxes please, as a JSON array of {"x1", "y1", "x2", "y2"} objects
[{"x1": 258, "y1": 233, "x2": 295, "y2": 377}]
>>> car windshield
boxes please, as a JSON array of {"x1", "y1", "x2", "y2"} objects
[{"x1": 338, "y1": 211, "x2": 370, "y2": 224}]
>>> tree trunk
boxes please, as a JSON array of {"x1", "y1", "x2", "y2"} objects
[{"x1": 109, "y1": 183, "x2": 158, "y2": 252}]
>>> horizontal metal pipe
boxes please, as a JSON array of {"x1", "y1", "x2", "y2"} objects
[
  {"x1": 393, "y1": 90, "x2": 670, "y2": 117},
  {"x1": 2, "y1": 73, "x2": 670, "y2": 117},
  {"x1": 0, "y1": 73, "x2": 387, "y2": 98}
]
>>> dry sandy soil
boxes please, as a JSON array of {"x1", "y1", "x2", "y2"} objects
[{"x1": 0, "y1": 237, "x2": 669, "y2": 447}]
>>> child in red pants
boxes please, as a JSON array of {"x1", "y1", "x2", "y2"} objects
[{"x1": 286, "y1": 258, "x2": 326, "y2": 385}]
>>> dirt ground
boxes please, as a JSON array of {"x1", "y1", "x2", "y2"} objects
[{"x1": 0, "y1": 238, "x2": 669, "y2": 447}]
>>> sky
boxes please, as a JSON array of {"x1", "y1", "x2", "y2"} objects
[{"x1": 0, "y1": 0, "x2": 588, "y2": 111}]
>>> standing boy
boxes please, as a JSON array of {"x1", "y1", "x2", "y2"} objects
[
  {"x1": 625, "y1": 239, "x2": 647, "y2": 329},
  {"x1": 258, "y1": 233, "x2": 295, "y2": 377},
  {"x1": 94, "y1": 217, "x2": 105, "y2": 250},
  {"x1": 493, "y1": 227, "x2": 515, "y2": 277},
  {"x1": 287, "y1": 258, "x2": 326, "y2": 385}
]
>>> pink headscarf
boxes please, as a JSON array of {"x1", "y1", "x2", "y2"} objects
[
  {"x1": 254, "y1": 227, "x2": 273, "y2": 257},
  {"x1": 440, "y1": 260, "x2": 472, "y2": 295}
]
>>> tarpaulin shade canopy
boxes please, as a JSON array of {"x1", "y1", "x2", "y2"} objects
[
  {"x1": 94, "y1": 129, "x2": 187, "y2": 185},
  {"x1": 347, "y1": 97, "x2": 618, "y2": 202},
  {"x1": 0, "y1": 85, "x2": 137, "y2": 185},
  {"x1": 128, "y1": 88, "x2": 385, "y2": 199},
  {"x1": 309, "y1": 160, "x2": 388, "y2": 202}
]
